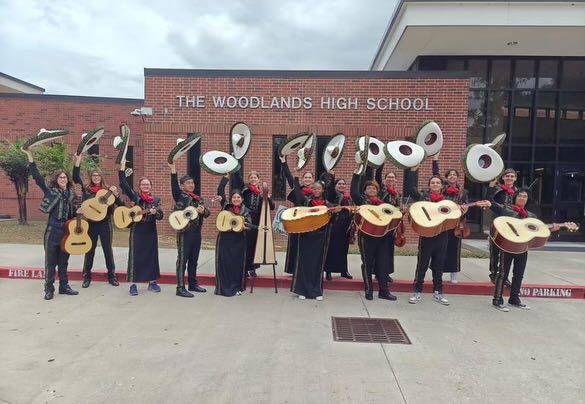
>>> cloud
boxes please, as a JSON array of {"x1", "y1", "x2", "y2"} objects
[{"x1": 0, "y1": 0, "x2": 395, "y2": 98}]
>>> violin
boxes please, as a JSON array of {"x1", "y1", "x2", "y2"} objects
[{"x1": 394, "y1": 219, "x2": 406, "y2": 247}]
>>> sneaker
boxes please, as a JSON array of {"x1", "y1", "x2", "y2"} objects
[
  {"x1": 450, "y1": 273, "x2": 459, "y2": 284},
  {"x1": 432, "y1": 291, "x2": 450, "y2": 306},
  {"x1": 316, "y1": 296, "x2": 324, "y2": 301},
  {"x1": 378, "y1": 292, "x2": 397, "y2": 301},
  {"x1": 108, "y1": 276, "x2": 120, "y2": 287},
  {"x1": 298, "y1": 295, "x2": 306, "y2": 300},
  {"x1": 408, "y1": 292, "x2": 422, "y2": 304},
  {"x1": 236, "y1": 291, "x2": 243, "y2": 296},
  {"x1": 176, "y1": 287, "x2": 194, "y2": 298},
  {"x1": 148, "y1": 281, "x2": 161, "y2": 293},
  {"x1": 129, "y1": 284, "x2": 138, "y2": 296},
  {"x1": 509, "y1": 301, "x2": 531, "y2": 310},
  {"x1": 493, "y1": 303, "x2": 509, "y2": 312}
]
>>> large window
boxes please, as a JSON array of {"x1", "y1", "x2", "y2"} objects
[{"x1": 272, "y1": 136, "x2": 287, "y2": 200}]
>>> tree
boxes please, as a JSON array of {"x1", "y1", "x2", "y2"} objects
[{"x1": 0, "y1": 140, "x2": 30, "y2": 224}]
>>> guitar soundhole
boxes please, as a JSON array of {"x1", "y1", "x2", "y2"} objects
[
  {"x1": 399, "y1": 145, "x2": 412, "y2": 156},
  {"x1": 479, "y1": 155, "x2": 492, "y2": 169},
  {"x1": 526, "y1": 224, "x2": 538, "y2": 232},
  {"x1": 439, "y1": 206, "x2": 450, "y2": 214},
  {"x1": 382, "y1": 209, "x2": 391, "y2": 215},
  {"x1": 424, "y1": 132, "x2": 437, "y2": 145}
]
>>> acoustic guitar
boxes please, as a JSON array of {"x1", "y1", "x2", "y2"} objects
[
  {"x1": 61, "y1": 185, "x2": 92, "y2": 255},
  {"x1": 491, "y1": 217, "x2": 579, "y2": 254},
  {"x1": 81, "y1": 186, "x2": 118, "y2": 222},
  {"x1": 354, "y1": 203, "x2": 403, "y2": 237},
  {"x1": 169, "y1": 206, "x2": 199, "y2": 231},
  {"x1": 281, "y1": 205, "x2": 355, "y2": 234},
  {"x1": 409, "y1": 200, "x2": 491, "y2": 237},
  {"x1": 113, "y1": 206, "x2": 154, "y2": 229},
  {"x1": 216, "y1": 210, "x2": 246, "y2": 232}
]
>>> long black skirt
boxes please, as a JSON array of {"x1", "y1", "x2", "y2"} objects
[
  {"x1": 442, "y1": 229, "x2": 462, "y2": 273},
  {"x1": 215, "y1": 231, "x2": 246, "y2": 297},
  {"x1": 284, "y1": 234, "x2": 299, "y2": 275},
  {"x1": 323, "y1": 213, "x2": 352, "y2": 274},
  {"x1": 386, "y1": 231, "x2": 396, "y2": 275},
  {"x1": 127, "y1": 221, "x2": 160, "y2": 283},
  {"x1": 245, "y1": 211, "x2": 260, "y2": 272},
  {"x1": 290, "y1": 225, "x2": 330, "y2": 298}
]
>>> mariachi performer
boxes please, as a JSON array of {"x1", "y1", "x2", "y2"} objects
[
  {"x1": 350, "y1": 169, "x2": 397, "y2": 301},
  {"x1": 230, "y1": 167, "x2": 275, "y2": 277},
  {"x1": 73, "y1": 154, "x2": 123, "y2": 288},
  {"x1": 322, "y1": 172, "x2": 353, "y2": 281},
  {"x1": 375, "y1": 163, "x2": 401, "y2": 282},
  {"x1": 405, "y1": 155, "x2": 451, "y2": 306},
  {"x1": 215, "y1": 176, "x2": 255, "y2": 297},
  {"x1": 23, "y1": 148, "x2": 79, "y2": 300},
  {"x1": 119, "y1": 162, "x2": 163, "y2": 296},
  {"x1": 487, "y1": 168, "x2": 518, "y2": 286},
  {"x1": 169, "y1": 163, "x2": 210, "y2": 298},
  {"x1": 280, "y1": 155, "x2": 315, "y2": 275},
  {"x1": 491, "y1": 188, "x2": 561, "y2": 312},
  {"x1": 431, "y1": 155, "x2": 469, "y2": 284},
  {"x1": 289, "y1": 179, "x2": 339, "y2": 300}
]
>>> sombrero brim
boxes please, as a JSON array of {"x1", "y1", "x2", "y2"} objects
[
  {"x1": 167, "y1": 133, "x2": 202, "y2": 164},
  {"x1": 77, "y1": 127, "x2": 105, "y2": 155},
  {"x1": 199, "y1": 151, "x2": 241, "y2": 176},
  {"x1": 22, "y1": 129, "x2": 68, "y2": 150}
]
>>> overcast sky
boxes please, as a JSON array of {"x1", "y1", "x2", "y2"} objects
[{"x1": 0, "y1": 0, "x2": 397, "y2": 99}]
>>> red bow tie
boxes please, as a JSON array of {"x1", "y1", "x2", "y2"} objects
[
  {"x1": 447, "y1": 186, "x2": 459, "y2": 196},
  {"x1": 430, "y1": 193, "x2": 444, "y2": 202},
  {"x1": 89, "y1": 185, "x2": 101, "y2": 194},
  {"x1": 248, "y1": 183, "x2": 261, "y2": 195},
  {"x1": 369, "y1": 196, "x2": 383, "y2": 205},
  {"x1": 232, "y1": 205, "x2": 241, "y2": 215},
  {"x1": 513, "y1": 204, "x2": 528, "y2": 218},
  {"x1": 140, "y1": 193, "x2": 155, "y2": 204},
  {"x1": 500, "y1": 185, "x2": 515, "y2": 196},
  {"x1": 386, "y1": 187, "x2": 397, "y2": 197},
  {"x1": 311, "y1": 198, "x2": 326, "y2": 206},
  {"x1": 186, "y1": 191, "x2": 200, "y2": 202},
  {"x1": 303, "y1": 187, "x2": 313, "y2": 196},
  {"x1": 342, "y1": 193, "x2": 352, "y2": 201}
]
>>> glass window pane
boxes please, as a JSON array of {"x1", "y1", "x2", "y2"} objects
[
  {"x1": 467, "y1": 91, "x2": 486, "y2": 144},
  {"x1": 510, "y1": 146, "x2": 532, "y2": 161},
  {"x1": 561, "y1": 60, "x2": 585, "y2": 90},
  {"x1": 467, "y1": 59, "x2": 487, "y2": 88},
  {"x1": 446, "y1": 59, "x2": 465, "y2": 70},
  {"x1": 511, "y1": 90, "x2": 534, "y2": 143},
  {"x1": 535, "y1": 92, "x2": 557, "y2": 144},
  {"x1": 533, "y1": 165, "x2": 555, "y2": 205},
  {"x1": 534, "y1": 147, "x2": 555, "y2": 162},
  {"x1": 559, "y1": 92, "x2": 585, "y2": 144},
  {"x1": 559, "y1": 147, "x2": 585, "y2": 162},
  {"x1": 486, "y1": 91, "x2": 509, "y2": 141},
  {"x1": 514, "y1": 60, "x2": 536, "y2": 89},
  {"x1": 418, "y1": 57, "x2": 447, "y2": 70},
  {"x1": 490, "y1": 60, "x2": 511, "y2": 89},
  {"x1": 538, "y1": 59, "x2": 558, "y2": 89}
]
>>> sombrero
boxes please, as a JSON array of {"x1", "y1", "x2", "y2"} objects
[
  {"x1": 76, "y1": 126, "x2": 105, "y2": 155},
  {"x1": 167, "y1": 133, "x2": 202, "y2": 164}
]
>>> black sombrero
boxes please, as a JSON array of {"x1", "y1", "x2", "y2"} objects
[
  {"x1": 22, "y1": 128, "x2": 68, "y2": 150},
  {"x1": 76, "y1": 126, "x2": 105, "y2": 155},
  {"x1": 167, "y1": 133, "x2": 202, "y2": 164}
]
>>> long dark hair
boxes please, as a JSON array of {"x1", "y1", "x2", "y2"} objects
[
  {"x1": 48, "y1": 170, "x2": 73, "y2": 191},
  {"x1": 85, "y1": 169, "x2": 108, "y2": 192}
]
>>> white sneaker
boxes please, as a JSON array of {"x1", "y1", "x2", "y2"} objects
[
  {"x1": 298, "y1": 295, "x2": 306, "y2": 300},
  {"x1": 236, "y1": 291, "x2": 242, "y2": 296},
  {"x1": 316, "y1": 296, "x2": 324, "y2": 301},
  {"x1": 450, "y1": 273, "x2": 459, "y2": 283},
  {"x1": 433, "y1": 291, "x2": 450, "y2": 306},
  {"x1": 493, "y1": 303, "x2": 510, "y2": 312},
  {"x1": 408, "y1": 292, "x2": 422, "y2": 304}
]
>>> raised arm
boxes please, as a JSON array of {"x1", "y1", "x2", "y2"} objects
[
  {"x1": 404, "y1": 168, "x2": 422, "y2": 201},
  {"x1": 217, "y1": 176, "x2": 229, "y2": 208},
  {"x1": 326, "y1": 173, "x2": 338, "y2": 203},
  {"x1": 118, "y1": 168, "x2": 137, "y2": 202},
  {"x1": 291, "y1": 177, "x2": 306, "y2": 206},
  {"x1": 350, "y1": 173, "x2": 366, "y2": 206},
  {"x1": 72, "y1": 154, "x2": 83, "y2": 185},
  {"x1": 281, "y1": 159, "x2": 295, "y2": 188},
  {"x1": 28, "y1": 161, "x2": 50, "y2": 195},
  {"x1": 375, "y1": 165, "x2": 383, "y2": 192},
  {"x1": 230, "y1": 166, "x2": 245, "y2": 191}
]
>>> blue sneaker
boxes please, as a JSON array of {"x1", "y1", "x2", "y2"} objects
[
  {"x1": 129, "y1": 284, "x2": 138, "y2": 296},
  {"x1": 148, "y1": 281, "x2": 161, "y2": 293}
]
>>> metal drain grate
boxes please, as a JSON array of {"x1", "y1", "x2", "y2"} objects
[{"x1": 331, "y1": 317, "x2": 411, "y2": 344}]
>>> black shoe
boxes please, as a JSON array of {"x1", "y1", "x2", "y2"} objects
[
  {"x1": 188, "y1": 285, "x2": 207, "y2": 293},
  {"x1": 325, "y1": 272, "x2": 332, "y2": 281},
  {"x1": 58, "y1": 285, "x2": 79, "y2": 295},
  {"x1": 176, "y1": 287, "x2": 194, "y2": 298},
  {"x1": 378, "y1": 292, "x2": 397, "y2": 301},
  {"x1": 108, "y1": 276, "x2": 120, "y2": 286},
  {"x1": 504, "y1": 279, "x2": 512, "y2": 288},
  {"x1": 340, "y1": 272, "x2": 353, "y2": 279},
  {"x1": 388, "y1": 276, "x2": 394, "y2": 283},
  {"x1": 81, "y1": 278, "x2": 91, "y2": 288},
  {"x1": 44, "y1": 290, "x2": 54, "y2": 300},
  {"x1": 365, "y1": 291, "x2": 374, "y2": 300}
]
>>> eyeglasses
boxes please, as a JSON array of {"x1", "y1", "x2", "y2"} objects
[
  {"x1": 57, "y1": 175, "x2": 68, "y2": 179},
  {"x1": 91, "y1": 174, "x2": 101, "y2": 177}
]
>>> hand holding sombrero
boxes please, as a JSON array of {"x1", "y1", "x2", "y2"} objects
[{"x1": 22, "y1": 128, "x2": 69, "y2": 150}]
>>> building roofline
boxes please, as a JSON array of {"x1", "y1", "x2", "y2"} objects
[
  {"x1": 0, "y1": 93, "x2": 143, "y2": 104},
  {"x1": 369, "y1": 0, "x2": 585, "y2": 70},
  {"x1": 0, "y1": 71, "x2": 45, "y2": 92},
  {"x1": 144, "y1": 68, "x2": 468, "y2": 79}
]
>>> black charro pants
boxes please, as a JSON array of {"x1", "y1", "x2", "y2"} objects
[
  {"x1": 83, "y1": 219, "x2": 116, "y2": 278},
  {"x1": 489, "y1": 238, "x2": 500, "y2": 278},
  {"x1": 43, "y1": 221, "x2": 70, "y2": 292},
  {"x1": 176, "y1": 226, "x2": 203, "y2": 288},
  {"x1": 413, "y1": 232, "x2": 448, "y2": 293},
  {"x1": 358, "y1": 232, "x2": 391, "y2": 294},
  {"x1": 493, "y1": 251, "x2": 528, "y2": 305}
]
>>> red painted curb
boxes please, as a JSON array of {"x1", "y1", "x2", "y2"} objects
[{"x1": 1, "y1": 266, "x2": 583, "y2": 299}]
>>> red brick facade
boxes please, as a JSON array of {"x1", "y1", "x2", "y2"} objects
[{"x1": 0, "y1": 70, "x2": 469, "y2": 244}]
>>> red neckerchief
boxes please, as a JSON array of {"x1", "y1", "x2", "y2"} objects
[
  {"x1": 500, "y1": 184, "x2": 516, "y2": 196},
  {"x1": 368, "y1": 196, "x2": 383, "y2": 206},
  {"x1": 185, "y1": 191, "x2": 200, "y2": 202},
  {"x1": 232, "y1": 205, "x2": 241, "y2": 215},
  {"x1": 248, "y1": 183, "x2": 261, "y2": 195},
  {"x1": 513, "y1": 204, "x2": 528, "y2": 218},
  {"x1": 302, "y1": 187, "x2": 313, "y2": 196},
  {"x1": 342, "y1": 193, "x2": 352, "y2": 201},
  {"x1": 386, "y1": 187, "x2": 397, "y2": 197},
  {"x1": 447, "y1": 186, "x2": 460, "y2": 196},
  {"x1": 430, "y1": 193, "x2": 444, "y2": 202},
  {"x1": 311, "y1": 198, "x2": 326, "y2": 206},
  {"x1": 140, "y1": 193, "x2": 155, "y2": 204},
  {"x1": 89, "y1": 185, "x2": 101, "y2": 194}
]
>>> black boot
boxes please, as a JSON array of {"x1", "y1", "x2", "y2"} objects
[
  {"x1": 58, "y1": 285, "x2": 79, "y2": 295},
  {"x1": 81, "y1": 273, "x2": 91, "y2": 288},
  {"x1": 44, "y1": 289, "x2": 54, "y2": 300},
  {"x1": 365, "y1": 289, "x2": 374, "y2": 300},
  {"x1": 108, "y1": 274, "x2": 120, "y2": 286},
  {"x1": 340, "y1": 272, "x2": 353, "y2": 279},
  {"x1": 176, "y1": 287, "x2": 194, "y2": 298},
  {"x1": 188, "y1": 284, "x2": 207, "y2": 293},
  {"x1": 325, "y1": 272, "x2": 332, "y2": 281},
  {"x1": 378, "y1": 291, "x2": 397, "y2": 301}
]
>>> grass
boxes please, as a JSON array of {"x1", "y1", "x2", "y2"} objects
[{"x1": 0, "y1": 220, "x2": 489, "y2": 258}]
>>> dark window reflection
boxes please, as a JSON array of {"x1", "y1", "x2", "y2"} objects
[
  {"x1": 559, "y1": 147, "x2": 585, "y2": 162},
  {"x1": 538, "y1": 59, "x2": 558, "y2": 89},
  {"x1": 467, "y1": 59, "x2": 487, "y2": 88},
  {"x1": 511, "y1": 91, "x2": 534, "y2": 143},
  {"x1": 533, "y1": 165, "x2": 555, "y2": 205},
  {"x1": 559, "y1": 92, "x2": 585, "y2": 144},
  {"x1": 535, "y1": 92, "x2": 557, "y2": 144},
  {"x1": 272, "y1": 136, "x2": 287, "y2": 200},
  {"x1": 534, "y1": 147, "x2": 555, "y2": 162},
  {"x1": 486, "y1": 91, "x2": 509, "y2": 140},
  {"x1": 490, "y1": 60, "x2": 511, "y2": 89},
  {"x1": 561, "y1": 60, "x2": 585, "y2": 90},
  {"x1": 468, "y1": 91, "x2": 486, "y2": 144},
  {"x1": 514, "y1": 60, "x2": 536, "y2": 89}
]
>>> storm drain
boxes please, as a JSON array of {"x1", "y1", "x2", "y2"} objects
[{"x1": 331, "y1": 317, "x2": 411, "y2": 344}]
